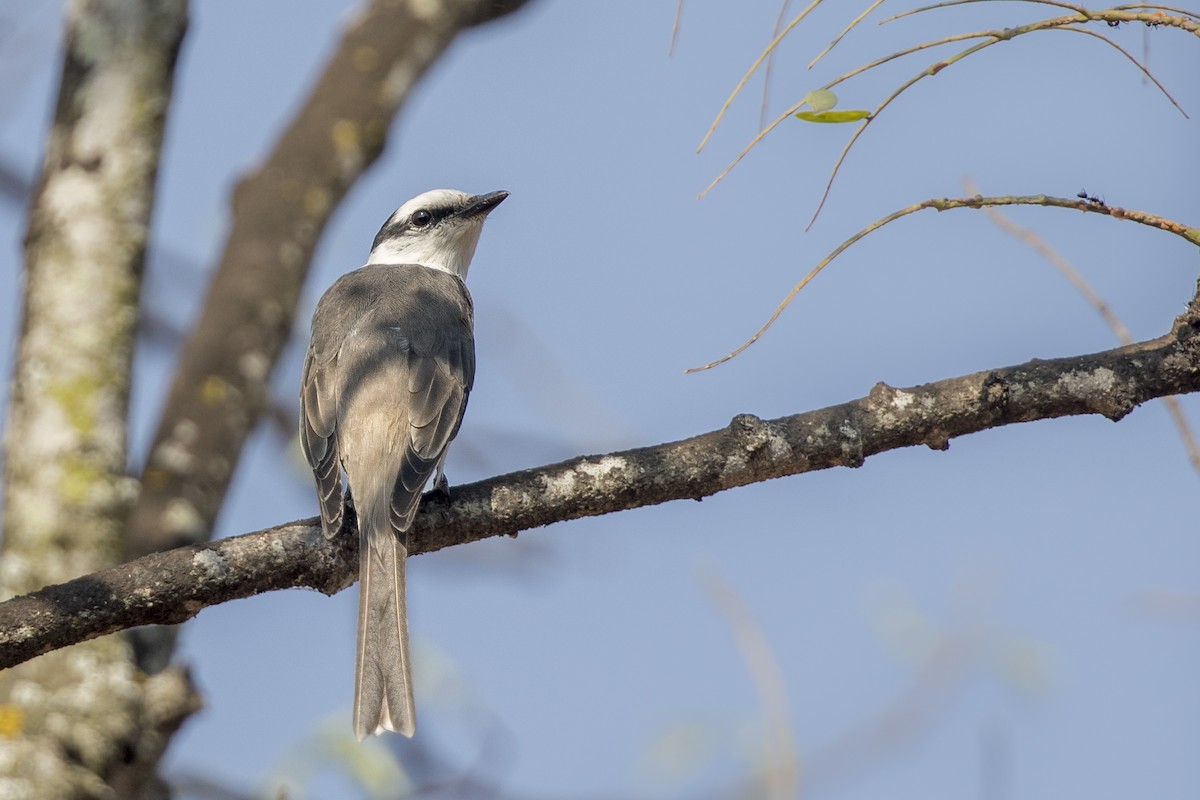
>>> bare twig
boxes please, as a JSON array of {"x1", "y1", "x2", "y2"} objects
[
  {"x1": 697, "y1": 0, "x2": 825, "y2": 153},
  {"x1": 760, "y1": 0, "x2": 795, "y2": 129},
  {"x1": 808, "y1": 0, "x2": 886, "y2": 69},
  {"x1": 670, "y1": 0, "x2": 685, "y2": 55},
  {"x1": 1051, "y1": 24, "x2": 1186, "y2": 116},
  {"x1": 882, "y1": 0, "x2": 1089, "y2": 23},
  {"x1": 688, "y1": 195, "x2": 1199, "y2": 372}
]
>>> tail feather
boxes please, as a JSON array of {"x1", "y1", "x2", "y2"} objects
[{"x1": 353, "y1": 525, "x2": 415, "y2": 739}]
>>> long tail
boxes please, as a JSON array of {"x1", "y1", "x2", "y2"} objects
[{"x1": 354, "y1": 523, "x2": 415, "y2": 739}]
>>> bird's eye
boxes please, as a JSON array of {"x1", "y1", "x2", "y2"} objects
[{"x1": 411, "y1": 210, "x2": 433, "y2": 228}]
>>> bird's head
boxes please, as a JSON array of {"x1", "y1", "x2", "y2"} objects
[{"x1": 367, "y1": 188, "x2": 508, "y2": 278}]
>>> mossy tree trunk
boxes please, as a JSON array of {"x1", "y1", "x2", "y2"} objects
[{"x1": 0, "y1": 2, "x2": 194, "y2": 798}]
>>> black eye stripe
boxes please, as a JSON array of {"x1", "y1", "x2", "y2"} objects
[{"x1": 409, "y1": 206, "x2": 461, "y2": 228}]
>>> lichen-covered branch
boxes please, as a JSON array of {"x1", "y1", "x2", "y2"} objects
[
  {"x1": 5, "y1": 298, "x2": 1198, "y2": 669},
  {"x1": 126, "y1": 0, "x2": 532, "y2": 564},
  {"x1": 0, "y1": 1, "x2": 191, "y2": 797}
]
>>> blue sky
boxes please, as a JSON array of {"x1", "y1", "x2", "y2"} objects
[{"x1": 2, "y1": 2, "x2": 1198, "y2": 798}]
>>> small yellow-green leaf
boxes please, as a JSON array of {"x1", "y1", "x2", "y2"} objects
[
  {"x1": 794, "y1": 109, "x2": 871, "y2": 123},
  {"x1": 802, "y1": 89, "x2": 838, "y2": 112}
]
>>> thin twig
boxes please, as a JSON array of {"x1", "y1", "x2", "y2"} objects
[
  {"x1": 698, "y1": 96, "x2": 821, "y2": 200},
  {"x1": 882, "y1": 0, "x2": 1087, "y2": 25},
  {"x1": 809, "y1": 0, "x2": 887, "y2": 68},
  {"x1": 669, "y1": 0, "x2": 685, "y2": 55},
  {"x1": 1051, "y1": 24, "x2": 1186, "y2": 117},
  {"x1": 697, "y1": 0, "x2": 825, "y2": 153},
  {"x1": 687, "y1": 195, "x2": 1200, "y2": 372},
  {"x1": 805, "y1": 33, "x2": 995, "y2": 229},
  {"x1": 761, "y1": 0, "x2": 795, "y2": 130}
]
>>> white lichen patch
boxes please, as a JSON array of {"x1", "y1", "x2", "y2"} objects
[
  {"x1": 9, "y1": 680, "x2": 46, "y2": 707},
  {"x1": 407, "y1": 0, "x2": 444, "y2": 22},
  {"x1": 491, "y1": 456, "x2": 631, "y2": 516},
  {"x1": 238, "y1": 351, "x2": 271, "y2": 383},
  {"x1": 489, "y1": 484, "x2": 529, "y2": 518},
  {"x1": 765, "y1": 432, "x2": 793, "y2": 461},
  {"x1": 576, "y1": 456, "x2": 628, "y2": 481},
  {"x1": 539, "y1": 471, "x2": 578, "y2": 503},
  {"x1": 838, "y1": 421, "x2": 859, "y2": 439},
  {"x1": 543, "y1": 456, "x2": 629, "y2": 501},
  {"x1": 74, "y1": 71, "x2": 138, "y2": 175},
  {"x1": 192, "y1": 549, "x2": 227, "y2": 579},
  {"x1": 890, "y1": 390, "x2": 915, "y2": 409},
  {"x1": 0, "y1": 771, "x2": 33, "y2": 799},
  {"x1": 42, "y1": 171, "x2": 109, "y2": 255},
  {"x1": 1057, "y1": 366, "x2": 1117, "y2": 397},
  {"x1": 278, "y1": 241, "x2": 303, "y2": 269},
  {"x1": 382, "y1": 61, "x2": 420, "y2": 107},
  {"x1": 153, "y1": 419, "x2": 199, "y2": 472},
  {"x1": 805, "y1": 423, "x2": 832, "y2": 447},
  {"x1": 0, "y1": 747, "x2": 26, "y2": 778}
]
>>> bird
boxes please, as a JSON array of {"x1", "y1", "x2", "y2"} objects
[{"x1": 299, "y1": 188, "x2": 508, "y2": 739}]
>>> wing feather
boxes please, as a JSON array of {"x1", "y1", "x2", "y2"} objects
[
  {"x1": 300, "y1": 348, "x2": 344, "y2": 538},
  {"x1": 391, "y1": 354, "x2": 469, "y2": 529}
]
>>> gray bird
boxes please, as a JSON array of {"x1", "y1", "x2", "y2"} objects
[{"x1": 300, "y1": 188, "x2": 508, "y2": 739}]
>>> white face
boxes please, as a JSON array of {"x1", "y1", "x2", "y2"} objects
[{"x1": 366, "y1": 189, "x2": 493, "y2": 278}]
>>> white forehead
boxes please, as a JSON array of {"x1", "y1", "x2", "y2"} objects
[{"x1": 388, "y1": 188, "x2": 473, "y2": 223}]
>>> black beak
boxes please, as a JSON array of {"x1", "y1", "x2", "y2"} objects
[{"x1": 458, "y1": 190, "x2": 509, "y2": 219}]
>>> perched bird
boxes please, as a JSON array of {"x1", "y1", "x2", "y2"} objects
[{"x1": 300, "y1": 188, "x2": 508, "y2": 739}]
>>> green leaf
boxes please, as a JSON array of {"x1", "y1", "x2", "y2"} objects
[
  {"x1": 802, "y1": 88, "x2": 838, "y2": 112},
  {"x1": 794, "y1": 109, "x2": 871, "y2": 123}
]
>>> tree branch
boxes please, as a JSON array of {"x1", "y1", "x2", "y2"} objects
[{"x1": 6, "y1": 301, "x2": 1198, "y2": 669}]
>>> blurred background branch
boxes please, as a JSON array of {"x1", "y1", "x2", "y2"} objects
[{"x1": 0, "y1": 1, "x2": 192, "y2": 797}]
